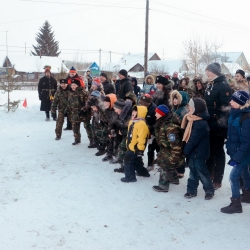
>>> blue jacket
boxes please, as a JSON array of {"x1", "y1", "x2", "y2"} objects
[
  {"x1": 226, "y1": 107, "x2": 250, "y2": 165},
  {"x1": 183, "y1": 111, "x2": 210, "y2": 159}
]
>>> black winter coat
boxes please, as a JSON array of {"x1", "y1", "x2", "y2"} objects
[
  {"x1": 183, "y1": 112, "x2": 210, "y2": 159},
  {"x1": 172, "y1": 77, "x2": 180, "y2": 90},
  {"x1": 38, "y1": 76, "x2": 57, "y2": 111},
  {"x1": 204, "y1": 75, "x2": 232, "y2": 133},
  {"x1": 146, "y1": 102, "x2": 157, "y2": 135},
  {"x1": 152, "y1": 85, "x2": 172, "y2": 109},
  {"x1": 117, "y1": 78, "x2": 133, "y2": 100},
  {"x1": 102, "y1": 80, "x2": 115, "y2": 95}
]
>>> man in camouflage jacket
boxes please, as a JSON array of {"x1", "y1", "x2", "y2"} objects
[
  {"x1": 153, "y1": 105, "x2": 184, "y2": 192},
  {"x1": 67, "y1": 79, "x2": 92, "y2": 145},
  {"x1": 51, "y1": 79, "x2": 69, "y2": 140}
]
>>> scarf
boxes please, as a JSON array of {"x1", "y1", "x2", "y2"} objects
[{"x1": 181, "y1": 114, "x2": 202, "y2": 142}]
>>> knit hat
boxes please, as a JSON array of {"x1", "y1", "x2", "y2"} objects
[
  {"x1": 71, "y1": 79, "x2": 80, "y2": 86},
  {"x1": 205, "y1": 62, "x2": 222, "y2": 76},
  {"x1": 103, "y1": 96, "x2": 110, "y2": 103},
  {"x1": 91, "y1": 90, "x2": 101, "y2": 98},
  {"x1": 138, "y1": 94, "x2": 152, "y2": 107},
  {"x1": 113, "y1": 99, "x2": 125, "y2": 110},
  {"x1": 155, "y1": 104, "x2": 169, "y2": 116},
  {"x1": 119, "y1": 69, "x2": 128, "y2": 78},
  {"x1": 232, "y1": 90, "x2": 249, "y2": 106},
  {"x1": 44, "y1": 68, "x2": 51, "y2": 74},
  {"x1": 156, "y1": 75, "x2": 168, "y2": 85},
  {"x1": 100, "y1": 72, "x2": 108, "y2": 79},
  {"x1": 59, "y1": 79, "x2": 68, "y2": 84},
  {"x1": 69, "y1": 66, "x2": 76, "y2": 73},
  {"x1": 236, "y1": 69, "x2": 245, "y2": 78},
  {"x1": 193, "y1": 98, "x2": 207, "y2": 115}
]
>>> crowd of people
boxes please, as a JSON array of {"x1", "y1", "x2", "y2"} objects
[{"x1": 37, "y1": 63, "x2": 250, "y2": 214}]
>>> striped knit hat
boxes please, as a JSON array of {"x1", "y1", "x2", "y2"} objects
[
  {"x1": 232, "y1": 91, "x2": 249, "y2": 106},
  {"x1": 155, "y1": 104, "x2": 169, "y2": 116},
  {"x1": 113, "y1": 99, "x2": 125, "y2": 110}
]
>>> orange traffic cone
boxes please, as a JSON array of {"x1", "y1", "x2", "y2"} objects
[{"x1": 23, "y1": 98, "x2": 27, "y2": 108}]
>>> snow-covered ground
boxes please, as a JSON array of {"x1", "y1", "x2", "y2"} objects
[{"x1": 0, "y1": 90, "x2": 250, "y2": 250}]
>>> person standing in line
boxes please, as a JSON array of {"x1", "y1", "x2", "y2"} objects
[
  {"x1": 205, "y1": 62, "x2": 232, "y2": 190},
  {"x1": 116, "y1": 69, "x2": 133, "y2": 99},
  {"x1": 221, "y1": 91, "x2": 250, "y2": 214},
  {"x1": 100, "y1": 72, "x2": 115, "y2": 94},
  {"x1": 38, "y1": 67, "x2": 58, "y2": 121}
]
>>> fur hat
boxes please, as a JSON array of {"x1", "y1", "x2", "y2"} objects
[
  {"x1": 87, "y1": 96, "x2": 100, "y2": 107},
  {"x1": 100, "y1": 72, "x2": 108, "y2": 79},
  {"x1": 156, "y1": 75, "x2": 168, "y2": 85},
  {"x1": 69, "y1": 66, "x2": 76, "y2": 73},
  {"x1": 71, "y1": 79, "x2": 80, "y2": 86},
  {"x1": 232, "y1": 90, "x2": 249, "y2": 106},
  {"x1": 125, "y1": 91, "x2": 137, "y2": 104},
  {"x1": 59, "y1": 79, "x2": 68, "y2": 84}
]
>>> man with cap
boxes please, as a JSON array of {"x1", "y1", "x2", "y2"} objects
[
  {"x1": 221, "y1": 90, "x2": 250, "y2": 214},
  {"x1": 152, "y1": 75, "x2": 172, "y2": 108},
  {"x1": 234, "y1": 69, "x2": 249, "y2": 93},
  {"x1": 138, "y1": 94, "x2": 159, "y2": 171},
  {"x1": 100, "y1": 72, "x2": 115, "y2": 95},
  {"x1": 205, "y1": 62, "x2": 232, "y2": 190},
  {"x1": 38, "y1": 67, "x2": 58, "y2": 121},
  {"x1": 67, "y1": 78, "x2": 93, "y2": 145},
  {"x1": 152, "y1": 105, "x2": 184, "y2": 192},
  {"x1": 51, "y1": 79, "x2": 69, "y2": 140},
  {"x1": 116, "y1": 69, "x2": 133, "y2": 100}
]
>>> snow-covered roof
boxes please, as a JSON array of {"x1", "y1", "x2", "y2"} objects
[
  {"x1": 3, "y1": 55, "x2": 69, "y2": 73},
  {"x1": 218, "y1": 52, "x2": 242, "y2": 63},
  {"x1": 101, "y1": 62, "x2": 143, "y2": 72},
  {"x1": 148, "y1": 60, "x2": 187, "y2": 75},
  {"x1": 118, "y1": 52, "x2": 157, "y2": 65},
  {"x1": 221, "y1": 63, "x2": 243, "y2": 75}
]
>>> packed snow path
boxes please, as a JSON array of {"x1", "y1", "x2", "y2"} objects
[{"x1": 0, "y1": 91, "x2": 250, "y2": 250}]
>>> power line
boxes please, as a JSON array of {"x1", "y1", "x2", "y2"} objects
[{"x1": 20, "y1": 0, "x2": 145, "y2": 9}]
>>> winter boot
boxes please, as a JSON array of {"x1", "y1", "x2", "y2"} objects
[
  {"x1": 102, "y1": 154, "x2": 113, "y2": 162},
  {"x1": 220, "y1": 198, "x2": 242, "y2": 214},
  {"x1": 109, "y1": 156, "x2": 119, "y2": 164},
  {"x1": 120, "y1": 176, "x2": 137, "y2": 183},
  {"x1": 205, "y1": 193, "x2": 214, "y2": 200},
  {"x1": 152, "y1": 186, "x2": 169, "y2": 192},
  {"x1": 55, "y1": 136, "x2": 61, "y2": 140},
  {"x1": 241, "y1": 190, "x2": 250, "y2": 203},
  {"x1": 114, "y1": 165, "x2": 124, "y2": 173},
  {"x1": 184, "y1": 192, "x2": 197, "y2": 198},
  {"x1": 95, "y1": 144, "x2": 106, "y2": 156},
  {"x1": 88, "y1": 141, "x2": 98, "y2": 148},
  {"x1": 72, "y1": 139, "x2": 81, "y2": 145}
]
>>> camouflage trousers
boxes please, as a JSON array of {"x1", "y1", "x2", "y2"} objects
[
  {"x1": 94, "y1": 122, "x2": 109, "y2": 146},
  {"x1": 55, "y1": 111, "x2": 65, "y2": 137},
  {"x1": 157, "y1": 148, "x2": 183, "y2": 189},
  {"x1": 118, "y1": 136, "x2": 127, "y2": 165},
  {"x1": 72, "y1": 118, "x2": 92, "y2": 142}
]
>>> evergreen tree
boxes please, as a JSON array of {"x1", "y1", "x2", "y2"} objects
[{"x1": 31, "y1": 20, "x2": 61, "y2": 57}]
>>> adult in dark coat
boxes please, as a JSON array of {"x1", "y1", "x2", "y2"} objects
[
  {"x1": 116, "y1": 69, "x2": 133, "y2": 99},
  {"x1": 131, "y1": 77, "x2": 141, "y2": 97},
  {"x1": 100, "y1": 72, "x2": 115, "y2": 94},
  {"x1": 204, "y1": 62, "x2": 233, "y2": 190},
  {"x1": 152, "y1": 75, "x2": 172, "y2": 109},
  {"x1": 192, "y1": 78, "x2": 206, "y2": 99},
  {"x1": 38, "y1": 68, "x2": 58, "y2": 121},
  {"x1": 172, "y1": 71, "x2": 180, "y2": 90}
]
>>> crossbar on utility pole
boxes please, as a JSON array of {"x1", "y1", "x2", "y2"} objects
[{"x1": 144, "y1": 0, "x2": 149, "y2": 78}]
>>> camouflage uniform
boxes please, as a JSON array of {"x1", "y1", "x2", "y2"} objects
[
  {"x1": 51, "y1": 86, "x2": 69, "y2": 138},
  {"x1": 67, "y1": 87, "x2": 92, "y2": 143},
  {"x1": 155, "y1": 112, "x2": 184, "y2": 190}
]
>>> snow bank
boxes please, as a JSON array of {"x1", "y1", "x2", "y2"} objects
[{"x1": 0, "y1": 91, "x2": 249, "y2": 250}]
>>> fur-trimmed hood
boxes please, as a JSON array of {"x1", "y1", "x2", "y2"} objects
[
  {"x1": 170, "y1": 90, "x2": 188, "y2": 107},
  {"x1": 145, "y1": 75, "x2": 155, "y2": 85}
]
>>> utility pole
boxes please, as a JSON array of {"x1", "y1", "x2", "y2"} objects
[
  {"x1": 6, "y1": 31, "x2": 8, "y2": 57},
  {"x1": 99, "y1": 49, "x2": 101, "y2": 69},
  {"x1": 144, "y1": 0, "x2": 149, "y2": 78}
]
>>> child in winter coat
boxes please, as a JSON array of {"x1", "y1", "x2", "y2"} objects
[
  {"x1": 121, "y1": 105, "x2": 150, "y2": 183},
  {"x1": 153, "y1": 105, "x2": 184, "y2": 192},
  {"x1": 221, "y1": 91, "x2": 250, "y2": 214},
  {"x1": 181, "y1": 98, "x2": 214, "y2": 200}
]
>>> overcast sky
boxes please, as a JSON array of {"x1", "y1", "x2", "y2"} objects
[{"x1": 0, "y1": 0, "x2": 250, "y2": 68}]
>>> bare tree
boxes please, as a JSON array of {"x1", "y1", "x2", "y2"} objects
[{"x1": 149, "y1": 62, "x2": 169, "y2": 75}]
